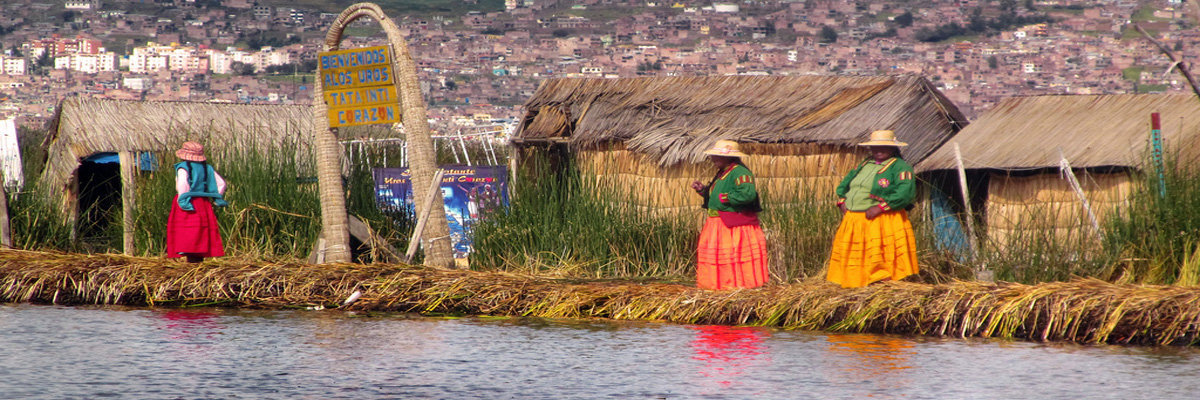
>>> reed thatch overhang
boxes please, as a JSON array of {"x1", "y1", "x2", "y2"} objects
[
  {"x1": 916, "y1": 94, "x2": 1200, "y2": 173},
  {"x1": 513, "y1": 74, "x2": 967, "y2": 166},
  {"x1": 40, "y1": 96, "x2": 315, "y2": 195}
]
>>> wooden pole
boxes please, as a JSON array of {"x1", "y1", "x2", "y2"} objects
[
  {"x1": 0, "y1": 169, "x2": 10, "y2": 248},
  {"x1": 1150, "y1": 112, "x2": 1166, "y2": 197},
  {"x1": 405, "y1": 169, "x2": 446, "y2": 263},
  {"x1": 1058, "y1": 150, "x2": 1104, "y2": 242},
  {"x1": 954, "y1": 143, "x2": 979, "y2": 258},
  {"x1": 119, "y1": 151, "x2": 137, "y2": 255},
  {"x1": 1135, "y1": 24, "x2": 1200, "y2": 100}
]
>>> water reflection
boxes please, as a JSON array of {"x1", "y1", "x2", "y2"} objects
[
  {"x1": 155, "y1": 309, "x2": 222, "y2": 341},
  {"x1": 153, "y1": 309, "x2": 224, "y2": 362},
  {"x1": 824, "y1": 333, "x2": 915, "y2": 397},
  {"x1": 690, "y1": 325, "x2": 771, "y2": 392}
]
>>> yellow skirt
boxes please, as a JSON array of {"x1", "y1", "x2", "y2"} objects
[
  {"x1": 696, "y1": 216, "x2": 769, "y2": 290},
  {"x1": 827, "y1": 210, "x2": 918, "y2": 288}
]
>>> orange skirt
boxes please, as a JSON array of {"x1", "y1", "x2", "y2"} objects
[
  {"x1": 827, "y1": 210, "x2": 918, "y2": 288},
  {"x1": 696, "y1": 216, "x2": 769, "y2": 290}
]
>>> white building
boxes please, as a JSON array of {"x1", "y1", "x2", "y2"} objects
[
  {"x1": 1, "y1": 57, "x2": 26, "y2": 75},
  {"x1": 64, "y1": 0, "x2": 101, "y2": 11},
  {"x1": 205, "y1": 50, "x2": 233, "y2": 74},
  {"x1": 128, "y1": 53, "x2": 170, "y2": 73},
  {"x1": 53, "y1": 53, "x2": 117, "y2": 74},
  {"x1": 122, "y1": 77, "x2": 153, "y2": 91},
  {"x1": 712, "y1": 3, "x2": 739, "y2": 13}
]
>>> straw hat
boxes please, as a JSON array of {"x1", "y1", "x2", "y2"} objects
[
  {"x1": 176, "y1": 141, "x2": 207, "y2": 162},
  {"x1": 858, "y1": 130, "x2": 908, "y2": 147},
  {"x1": 702, "y1": 139, "x2": 748, "y2": 158}
]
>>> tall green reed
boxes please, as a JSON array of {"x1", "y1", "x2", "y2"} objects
[
  {"x1": 8, "y1": 127, "x2": 76, "y2": 251},
  {"x1": 470, "y1": 147, "x2": 696, "y2": 279},
  {"x1": 1105, "y1": 154, "x2": 1200, "y2": 284},
  {"x1": 975, "y1": 210, "x2": 1115, "y2": 283},
  {"x1": 757, "y1": 188, "x2": 843, "y2": 281}
]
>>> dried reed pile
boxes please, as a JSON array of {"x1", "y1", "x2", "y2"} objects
[{"x1": 3, "y1": 249, "x2": 1199, "y2": 346}]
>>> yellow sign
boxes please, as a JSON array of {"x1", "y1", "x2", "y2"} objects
[
  {"x1": 319, "y1": 46, "x2": 390, "y2": 70},
  {"x1": 320, "y1": 63, "x2": 394, "y2": 90},
  {"x1": 327, "y1": 105, "x2": 400, "y2": 128},
  {"x1": 325, "y1": 86, "x2": 398, "y2": 108},
  {"x1": 319, "y1": 45, "x2": 398, "y2": 127}
]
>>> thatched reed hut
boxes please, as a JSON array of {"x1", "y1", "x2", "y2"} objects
[
  {"x1": 512, "y1": 75, "x2": 966, "y2": 214},
  {"x1": 917, "y1": 94, "x2": 1200, "y2": 249},
  {"x1": 40, "y1": 97, "x2": 315, "y2": 248},
  {"x1": 43, "y1": 97, "x2": 314, "y2": 196}
]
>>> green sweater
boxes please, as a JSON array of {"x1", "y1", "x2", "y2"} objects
[
  {"x1": 835, "y1": 157, "x2": 916, "y2": 212},
  {"x1": 699, "y1": 164, "x2": 762, "y2": 213}
]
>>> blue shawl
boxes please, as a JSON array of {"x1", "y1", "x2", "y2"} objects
[{"x1": 175, "y1": 161, "x2": 228, "y2": 211}]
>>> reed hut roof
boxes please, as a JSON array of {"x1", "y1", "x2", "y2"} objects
[
  {"x1": 917, "y1": 94, "x2": 1200, "y2": 173},
  {"x1": 514, "y1": 75, "x2": 966, "y2": 166},
  {"x1": 40, "y1": 96, "x2": 314, "y2": 193}
]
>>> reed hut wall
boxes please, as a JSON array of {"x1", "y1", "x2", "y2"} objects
[
  {"x1": 917, "y1": 93, "x2": 1200, "y2": 248},
  {"x1": 41, "y1": 97, "x2": 316, "y2": 211},
  {"x1": 575, "y1": 142, "x2": 868, "y2": 214},
  {"x1": 984, "y1": 169, "x2": 1133, "y2": 250},
  {"x1": 514, "y1": 75, "x2": 966, "y2": 214}
]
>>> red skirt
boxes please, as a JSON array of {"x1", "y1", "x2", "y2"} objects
[
  {"x1": 166, "y1": 195, "x2": 225, "y2": 258},
  {"x1": 696, "y1": 216, "x2": 769, "y2": 290}
]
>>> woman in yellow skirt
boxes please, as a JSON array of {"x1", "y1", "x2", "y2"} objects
[
  {"x1": 690, "y1": 140, "x2": 769, "y2": 290},
  {"x1": 827, "y1": 130, "x2": 918, "y2": 288}
]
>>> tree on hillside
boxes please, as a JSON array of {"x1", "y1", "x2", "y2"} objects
[
  {"x1": 231, "y1": 61, "x2": 255, "y2": 76},
  {"x1": 31, "y1": 52, "x2": 51, "y2": 75},
  {"x1": 819, "y1": 25, "x2": 838, "y2": 43},
  {"x1": 895, "y1": 12, "x2": 913, "y2": 28}
]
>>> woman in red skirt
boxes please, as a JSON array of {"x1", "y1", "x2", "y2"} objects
[
  {"x1": 690, "y1": 140, "x2": 769, "y2": 290},
  {"x1": 166, "y1": 141, "x2": 227, "y2": 262}
]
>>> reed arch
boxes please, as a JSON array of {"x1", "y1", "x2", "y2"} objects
[{"x1": 312, "y1": 2, "x2": 453, "y2": 266}]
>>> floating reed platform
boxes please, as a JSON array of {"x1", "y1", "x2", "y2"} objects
[{"x1": 2, "y1": 249, "x2": 1199, "y2": 346}]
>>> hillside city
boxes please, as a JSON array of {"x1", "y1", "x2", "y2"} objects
[{"x1": 0, "y1": 0, "x2": 1196, "y2": 133}]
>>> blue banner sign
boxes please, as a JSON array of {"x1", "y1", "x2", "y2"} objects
[{"x1": 373, "y1": 165, "x2": 509, "y2": 260}]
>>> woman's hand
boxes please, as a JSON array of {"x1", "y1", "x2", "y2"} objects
[
  {"x1": 838, "y1": 203, "x2": 847, "y2": 214},
  {"x1": 865, "y1": 205, "x2": 884, "y2": 220},
  {"x1": 691, "y1": 180, "x2": 705, "y2": 192}
]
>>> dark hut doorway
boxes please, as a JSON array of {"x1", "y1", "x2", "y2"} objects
[
  {"x1": 76, "y1": 153, "x2": 156, "y2": 249},
  {"x1": 76, "y1": 153, "x2": 122, "y2": 247}
]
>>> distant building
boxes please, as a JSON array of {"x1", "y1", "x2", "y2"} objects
[
  {"x1": 712, "y1": 3, "x2": 739, "y2": 13},
  {"x1": 0, "y1": 58, "x2": 26, "y2": 76},
  {"x1": 55, "y1": 53, "x2": 118, "y2": 74},
  {"x1": 122, "y1": 77, "x2": 153, "y2": 91},
  {"x1": 65, "y1": 0, "x2": 101, "y2": 11},
  {"x1": 23, "y1": 35, "x2": 103, "y2": 58}
]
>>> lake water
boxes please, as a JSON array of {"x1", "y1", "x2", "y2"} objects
[{"x1": 1, "y1": 304, "x2": 1198, "y2": 399}]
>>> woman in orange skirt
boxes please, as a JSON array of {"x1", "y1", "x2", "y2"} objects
[
  {"x1": 827, "y1": 130, "x2": 918, "y2": 288},
  {"x1": 691, "y1": 140, "x2": 769, "y2": 290},
  {"x1": 166, "y1": 141, "x2": 227, "y2": 263}
]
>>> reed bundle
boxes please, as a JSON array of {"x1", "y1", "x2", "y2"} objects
[{"x1": 3, "y1": 249, "x2": 1199, "y2": 346}]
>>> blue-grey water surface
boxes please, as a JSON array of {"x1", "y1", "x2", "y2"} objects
[{"x1": 1, "y1": 304, "x2": 1198, "y2": 399}]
